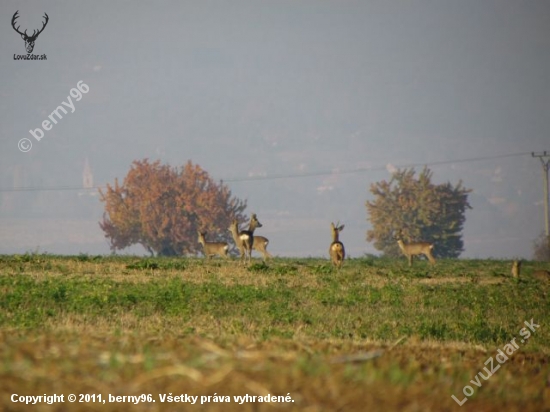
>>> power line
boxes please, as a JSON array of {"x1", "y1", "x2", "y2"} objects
[
  {"x1": 224, "y1": 151, "x2": 532, "y2": 183},
  {"x1": 0, "y1": 151, "x2": 533, "y2": 193},
  {"x1": 2, "y1": 185, "x2": 99, "y2": 193}
]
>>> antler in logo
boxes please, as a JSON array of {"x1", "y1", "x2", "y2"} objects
[{"x1": 12, "y1": 11, "x2": 49, "y2": 54}]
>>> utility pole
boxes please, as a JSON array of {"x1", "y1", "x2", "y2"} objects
[{"x1": 532, "y1": 151, "x2": 550, "y2": 236}]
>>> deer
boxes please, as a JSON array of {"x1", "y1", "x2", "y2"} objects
[
  {"x1": 252, "y1": 235, "x2": 273, "y2": 261},
  {"x1": 396, "y1": 231, "x2": 436, "y2": 267},
  {"x1": 533, "y1": 269, "x2": 550, "y2": 281},
  {"x1": 12, "y1": 11, "x2": 49, "y2": 54},
  {"x1": 228, "y1": 214, "x2": 262, "y2": 264},
  {"x1": 511, "y1": 260, "x2": 521, "y2": 279},
  {"x1": 228, "y1": 219, "x2": 243, "y2": 258},
  {"x1": 197, "y1": 231, "x2": 229, "y2": 259},
  {"x1": 511, "y1": 260, "x2": 549, "y2": 281},
  {"x1": 329, "y1": 222, "x2": 345, "y2": 268}
]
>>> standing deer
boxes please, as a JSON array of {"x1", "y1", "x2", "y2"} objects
[
  {"x1": 396, "y1": 232, "x2": 436, "y2": 267},
  {"x1": 197, "y1": 231, "x2": 229, "y2": 259},
  {"x1": 329, "y1": 222, "x2": 345, "y2": 268},
  {"x1": 12, "y1": 11, "x2": 49, "y2": 54},
  {"x1": 511, "y1": 260, "x2": 521, "y2": 279},
  {"x1": 510, "y1": 260, "x2": 549, "y2": 281},
  {"x1": 228, "y1": 219, "x2": 244, "y2": 258},
  {"x1": 228, "y1": 214, "x2": 262, "y2": 264},
  {"x1": 253, "y1": 236, "x2": 273, "y2": 261}
]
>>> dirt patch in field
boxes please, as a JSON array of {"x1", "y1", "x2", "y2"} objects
[
  {"x1": 1, "y1": 332, "x2": 548, "y2": 412},
  {"x1": 417, "y1": 276, "x2": 506, "y2": 285}
]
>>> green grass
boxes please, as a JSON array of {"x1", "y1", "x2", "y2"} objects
[
  {"x1": 0, "y1": 254, "x2": 548, "y2": 411},
  {"x1": 0, "y1": 254, "x2": 548, "y2": 346}
]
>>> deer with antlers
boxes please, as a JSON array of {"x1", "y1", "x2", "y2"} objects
[
  {"x1": 228, "y1": 214, "x2": 263, "y2": 264},
  {"x1": 329, "y1": 222, "x2": 345, "y2": 268},
  {"x1": 12, "y1": 11, "x2": 49, "y2": 54}
]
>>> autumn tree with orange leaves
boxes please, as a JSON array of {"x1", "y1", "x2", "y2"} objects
[{"x1": 99, "y1": 159, "x2": 247, "y2": 256}]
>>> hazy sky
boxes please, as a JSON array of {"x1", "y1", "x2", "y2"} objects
[{"x1": 1, "y1": 1, "x2": 549, "y2": 259}]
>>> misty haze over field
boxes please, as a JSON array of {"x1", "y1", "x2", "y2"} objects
[{"x1": 1, "y1": 1, "x2": 549, "y2": 259}]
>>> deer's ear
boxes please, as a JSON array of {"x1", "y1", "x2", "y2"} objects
[
  {"x1": 339, "y1": 225, "x2": 345, "y2": 231},
  {"x1": 21, "y1": 34, "x2": 25, "y2": 39}
]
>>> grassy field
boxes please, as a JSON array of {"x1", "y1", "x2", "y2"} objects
[{"x1": 0, "y1": 254, "x2": 549, "y2": 411}]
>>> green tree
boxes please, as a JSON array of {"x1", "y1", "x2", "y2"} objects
[
  {"x1": 366, "y1": 167, "x2": 471, "y2": 258},
  {"x1": 99, "y1": 159, "x2": 247, "y2": 256}
]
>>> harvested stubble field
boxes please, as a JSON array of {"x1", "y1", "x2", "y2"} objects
[{"x1": 0, "y1": 254, "x2": 549, "y2": 411}]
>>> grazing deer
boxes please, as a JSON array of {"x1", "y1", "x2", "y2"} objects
[
  {"x1": 329, "y1": 222, "x2": 345, "y2": 268},
  {"x1": 396, "y1": 232, "x2": 436, "y2": 267},
  {"x1": 228, "y1": 214, "x2": 262, "y2": 263},
  {"x1": 253, "y1": 235, "x2": 273, "y2": 260},
  {"x1": 197, "y1": 231, "x2": 229, "y2": 259},
  {"x1": 511, "y1": 260, "x2": 521, "y2": 279}
]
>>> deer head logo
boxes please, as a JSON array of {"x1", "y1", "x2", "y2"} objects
[{"x1": 12, "y1": 11, "x2": 49, "y2": 54}]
